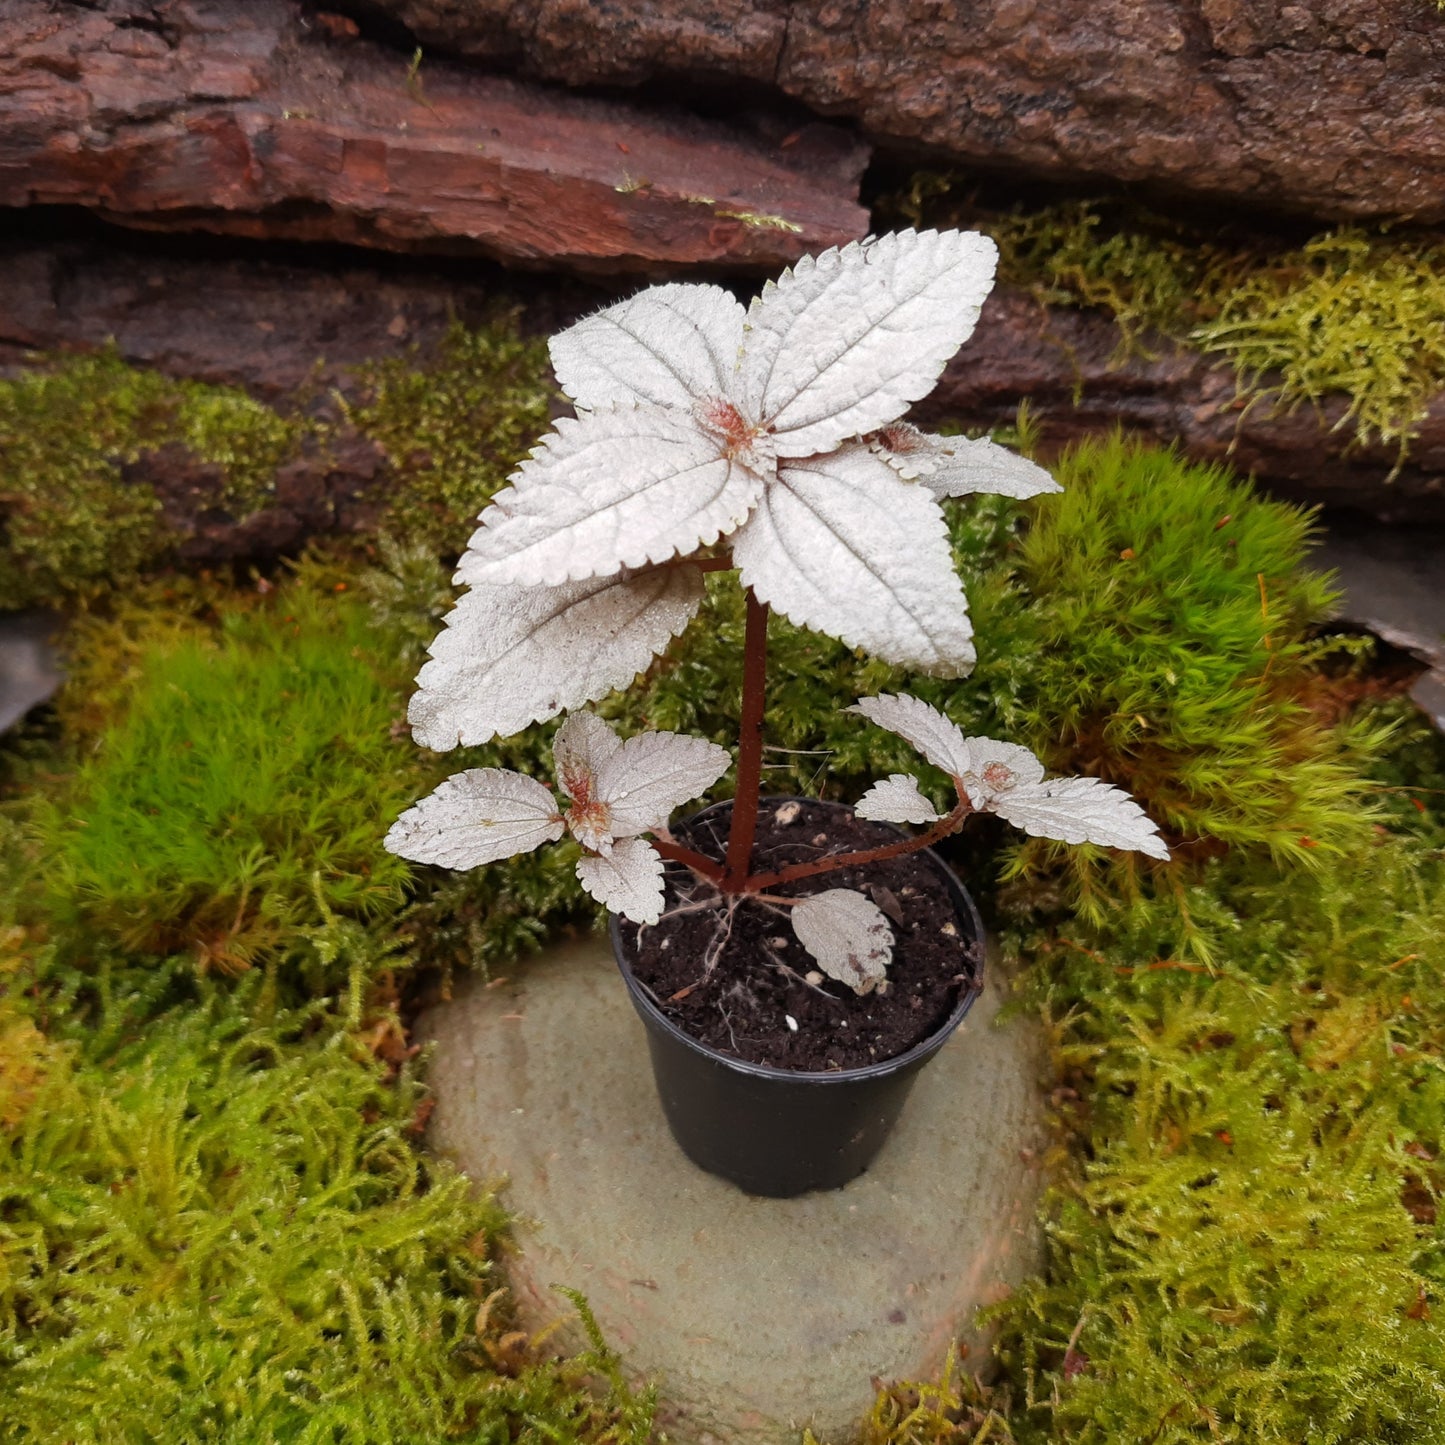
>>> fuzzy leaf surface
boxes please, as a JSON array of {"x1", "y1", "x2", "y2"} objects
[
  {"x1": 790, "y1": 888, "x2": 894, "y2": 995},
  {"x1": 549, "y1": 283, "x2": 746, "y2": 412},
  {"x1": 408, "y1": 567, "x2": 705, "y2": 749},
  {"x1": 383, "y1": 769, "x2": 563, "y2": 869},
  {"x1": 873, "y1": 424, "x2": 1062, "y2": 499},
  {"x1": 958, "y1": 736, "x2": 1046, "y2": 806},
  {"x1": 575, "y1": 836, "x2": 666, "y2": 924},
  {"x1": 732, "y1": 446, "x2": 975, "y2": 674},
  {"x1": 458, "y1": 405, "x2": 763, "y2": 586},
  {"x1": 855, "y1": 773, "x2": 942, "y2": 825},
  {"x1": 740, "y1": 230, "x2": 998, "y2": 457},
  {"x1": 989, "y1": 775, "x2": 1171, "y2": 858},
  {"x1": 594, "y1": 730, "x2": 733, "y2": 837},
  {"x1": 552, "y1": 712, "x2": 622, "y2": 806},
  {"x1": 847, "y1": 694, "x2": 973, "y2": 779}
]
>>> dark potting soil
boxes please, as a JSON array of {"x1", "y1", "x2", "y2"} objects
[{"x1": 617, "y1": 798, "x2": 983, "y2": 1071}]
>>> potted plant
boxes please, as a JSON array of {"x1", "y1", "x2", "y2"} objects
[{"x1": 385, "y1": 229, "x2": 1168, "y2": 1196}]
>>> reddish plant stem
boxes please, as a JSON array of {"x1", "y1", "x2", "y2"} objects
[
  {"x1": 741, "y1": 800, "x2": 973, "y2": 893},
  {"x1": 723, "y1": 588, "x2": 770, "y2": 891},
  {"x1": 650, "y1": 836, "x2": 725, "y2": 884}
]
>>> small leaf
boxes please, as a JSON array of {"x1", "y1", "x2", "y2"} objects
[
  {"x1": 957, "y1": 736, "x2": 1046, "y2": 807},
  {"x1": 871, "y1": 424, "x2": 1062, "y2": 500},
  {"x1": 552, "y1": 712, "x2": 621, "y2": 805},
  {"x1": 847, "y1": 694, "x2": 973, "y2": 779},
  {"x1": 791, "y1": 889, "x2": 894, "y2": 996},
  {"x1": 732, "y1": 446, "x2": 975, "y2": 674},
  {"x1": 990, "y1": 776, "x2": 1171, "y2": 859},
  {"x1": 383, "y1": 769, "x2": 563, "y2": 869},
  {"x1": 408, "y1": 566, "x2": 705, "y2": 749},
  {"x1": 549, "y1": 283, "x2": 747, "y2": 413},
  {"x1": 740, "y1": 230, "x2": 998, "y2": 457},
  {"x1": 458, "y1": 404, "x2": 765, "y2": 586},
  {"x1": 856, "y1": 773, "x2": 942, "y2": 825},
  {"x1": 594, "y1": 730, "x2": 733, "y2": 836},
  {"x1": 576, "y1": 836, "x2": 666, "y2": 924}
]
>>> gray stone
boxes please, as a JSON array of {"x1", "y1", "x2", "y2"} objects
[
  {"x1": 1316, "y1": 522, "x2": 1445, "y2": 730},
  {"x1": 0, "y1": 612, "x2": 62, "y2": 736},
  {"x1": 420, "y1": 938, "x2": 1049, "y2": 1444}
]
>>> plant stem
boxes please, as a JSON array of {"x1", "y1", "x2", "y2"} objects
[
  {"x1": 724, "y1": 588, "x2": 769, "y2": 891},
  {"x1": 742, "y1": 800, "x2": 973, "y2": 892},
  {"x1": 649, "y1": 836, "x2": 725, "y2": 883}
]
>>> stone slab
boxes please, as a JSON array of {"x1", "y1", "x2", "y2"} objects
[
  {"x1": 1317, "y1": 521, "x2": 1445, "y2": 731},
  {"x1": 420, "y1": 938, "x2": 1049, "y2": 1444},
  {"x1": 0, "y1": 612, "x2": 62, "y2": 736}
]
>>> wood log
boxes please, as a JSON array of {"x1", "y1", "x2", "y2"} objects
[
  {"x1": 353, "y1": 0, "x2": 1445, "y2": 226},
  {"x1": 0, "y1": 0, "x2": 868, "y2": 276}
]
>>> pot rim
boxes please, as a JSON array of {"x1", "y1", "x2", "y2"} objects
[{"x1": 609, "y1": 795, "x2": 986, "y2": 1086}]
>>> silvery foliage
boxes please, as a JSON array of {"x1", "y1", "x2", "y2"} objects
[
  {"x1": 790, "y1": 889, "x2": 893, "y2": 996},
  {"x1": 384, "y1": 712, "x2": 730, "y2": 924},
  {"x1": 386, "y1": 229, "x2": 1161, "y2": 995},
  {"x1": 849, "y1": 694, "x2": 1171, "y2": 860},
  {"x1": 407, "y1": 229, "x2": 1060, "y2": 752}
]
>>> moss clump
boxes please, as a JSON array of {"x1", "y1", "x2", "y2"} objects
[
  {"x1": 892, "y1": 190, "x2": 1445, "y2": 461},
  {"x1": 0, "y1": 349, "x2": 306, "y2": 609},
  {"x1": 0, "y1": 959, "x2": 653, "y2": 1444},
  {"x1": 986, "y1": 435, "x2": 1380, "y2": 903},
  {"x1": 1195, "y1": 230, "x2": 1445, "y2": 460},
  {"x1": 992, "y1": 824, "x2": 1445, "y2": 1443},
  {"x1": 987, "y1": 200, "x2": 1243, "y2": 354},
  {"x1": 34, "y1": 583, "x2": 418, "y2": 970},
  {"x1": 0, "y1": 771, "x2": 651, "y2": 1444},
  {"x1": 347, "y1": 316, "x2": 553, "y2": 553}
]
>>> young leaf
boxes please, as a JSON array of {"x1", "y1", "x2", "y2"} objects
[
  {"x1": 575, "y1": 836, "x2": 667, "y2": 924},
  {"x1": 549, "y1": 283, "x2": 747, "y2": 413},
  {"x1": 732, "y1": 446, "x2": 976, "y2": 674},
  {"x1": 383, "y1": 769, "x2": 563, "y2": 869},
  {"x1": 847, "y1": 693, "x2": 974, "y2": 779},
  {"x1": 988, "y1": 775, "x2": 1172, "y2": 859},
  {"x1": 459, "y1": 404, "x2": 765, "y2": 586},
  {"x1": 855, "y1": 773, "x2": 942, "y2": 825},
  {"x1": 790, "y1": 888, "x2": 894, "y2": 996},
  {"x1": 871, "y1": 424, "x2": 1062, "y2": 500},
  {"x1": 739, "y1": 230, "x2": 999, "y2": 457},
  {"x1": 407, "y1": 566, "x2": 705, "y2": 749},
  {"x1": 552, "y1": 712, "x2": 622, "y2": 804},
  {"x1": 594, "y1": 730, "x2": 733, "y2": 837},
  {"x1": 957, "y1": 736, "x2": 1046, "y2": 807}
]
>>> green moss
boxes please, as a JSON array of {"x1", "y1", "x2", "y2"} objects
[
  {"x1": 33, "y1": 584, "x2": 418, "y2": 971},
  {"x1": 0, "y1": 948, "x2": 653, "y2": 1444},
  {"x1": 1195, "y1": 231, "x2": 1445, "y2": 460},
  {"x1": 985, "y1": 435, "x2": 1381, "y2": 910},
  {"x1": 988, "y1": 200, "x2": 1241, "y2": 354},
  {"x1": 990, "y1": 822, "x2": 1445, "y2": 1443},
  {"x1": 1365, "y1": 694, "x2": 1445, "y2": 850},
  {"x1": 0, "y1": 349, "x2": 307, "y2": 609},
  {"x1": 891, "y1": 189, "x2": 1445, "y2": 461},
  {"x1": 347, "y1": 316, "x2": 553, "y2": 554},
  {"x1": 0, "y1": 775, "x2": 648, "y2": 1443}
]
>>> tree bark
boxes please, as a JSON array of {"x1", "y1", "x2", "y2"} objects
[
  {"x1": 0, "y1": 0, "x2": 868, "y2": 277},
  {"x1": 352, "y1": 0, "x2": 1445, "y2": 226}
]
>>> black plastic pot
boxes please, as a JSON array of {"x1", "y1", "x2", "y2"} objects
[{"x1": 609, "y1": 801, "x2": 986, "y2": 1198}]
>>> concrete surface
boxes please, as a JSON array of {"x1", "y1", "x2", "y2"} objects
[
  {"x1": 1317, "y1": 522, "x2": 1445, "y2": 730},
  {"x1": 419, "y1": 938, "x2": 1050, "y2": 1444},
  {"x1": 0, "y1": 612, "x2": 62, "y2": 736}
]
